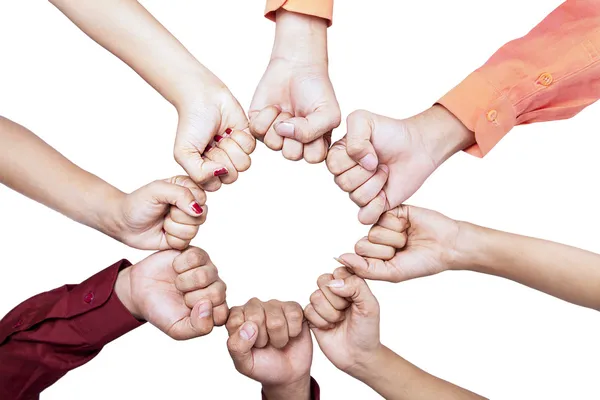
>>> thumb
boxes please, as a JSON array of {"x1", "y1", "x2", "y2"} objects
[
  {"x1": 275, "y1": 107, "x2": 341, "y2": 144},
  {"x1": 336, "y1": 253, "x2": 404, "y2": 283},
  {"x1": 167, "y1": 299, "x2": 214, "y2": 340},
  {"x1": 345, "y1": 110, "x2": 378, "y2": 171},
  {"x1": 325, "y1": 273, "x2": 379, "y2": 316},
  {"x1": 227, "y1": 321, "x2": 259, "y2": 375},
  {"x1": 144, "y1": 180, "x2": 203, "y2": 217}
]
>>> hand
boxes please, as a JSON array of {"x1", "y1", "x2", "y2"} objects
[
  {"x1": 115, "y1": 247, "x2": 228, "y2": 340},
  {"x1": 174, "y1": 70, "x2": 256, "y2": 192},
  {"x1": 304, "y1": 268, "x2": 382, "y2": 377},
  {"x1": 326, "y1": 105, "x2": 475, "y2": 224},
  {"x1": 109, "y1": 176, "x2": 207, "y2": 250},
  {"x1": 249, "y1": 9, "x2": 340, "y2": 163},
  {"x1": 337, "y1": 205, "x2": 462, "y2": 283},
  {"x1": 226, "y1": 298, "x2": 312, "y2": 398}
]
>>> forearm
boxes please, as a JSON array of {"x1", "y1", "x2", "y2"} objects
[
  {"x1": 0, "y1": 117, "x2": 123, "y2": 235},
  {"x1": 262, "y1": 376, "x2": 312, "y2": 400},
  {"x1": 352, "y1": 345, "x2": 485, "y2": 400},
  {"x1": 455, "y1": 223, "x2": 600, "y2": 310},
  {"x1": 49, "y1": 0, "x2": 214, "y2": 108}
]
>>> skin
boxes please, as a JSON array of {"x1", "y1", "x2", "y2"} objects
[
  {"x1": 249, "y1": 9, "x2": 341, "y2": 164},
  {"x1": 226, "y1": 299, "x2": 312, "y2": 400},
  {"x1": 326, "y1": 105, "x2": 475, "y2": 224},
  {"x1": 0, "y1": 117, "x2": 206, "y2": 250},
  {"x1": 115, "y1": 247, "x2": 229, "y2": 340},
  {"x1": 49, "y1": 0, "x2": 256, "y2": 191},
  {"x1": 305, "y1": 268, "x2": 486, "y2": 400},
  {"x1": 340, "y1": 205, "x2": 600, "y2": 311}
]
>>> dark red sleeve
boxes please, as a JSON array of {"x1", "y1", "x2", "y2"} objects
[
  {"x1": 0, "y1": 260, "x2": 145, "y2": 400},
  {"x1": 261, "y1": 377, "x2": 321, "y2": 400}
]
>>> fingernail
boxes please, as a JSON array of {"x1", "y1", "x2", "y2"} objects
[
  {"x1": 327, "y1": 279, "x2": 345, "y2": 288},
  {"x1": 225, "y1": 128, "x2": 232, "y2": 135},
  {"x1": 213, "y1": 167, "x2": 228, "y2": 177},
  {"x1": 198, "y1": 301, "x2": 212, "y2": 319},
  {"x1": 240, "y1": 322, "x2": 256, "y2": 340},
  {"x1": 333, "y1": 257, "x2": 352, "y2": 268},
  {"x1": 190, "y1": 202, "x2": 203, "y2": 215},
  {"x1": 215, "y1": 135, "x2": 224, "y2": 143},
  {"x1": 276, "y1": 122, "x2": 295, "y2": 138},
  {"x1": 359, "y1": 154, "x2": 378, "y2": 171},
  {"x1": 379, "y1": 164, "x2": 389, "y2": 174},
  {"x1": 205, "y1": 144, "x2": 214, "y2": 152}
]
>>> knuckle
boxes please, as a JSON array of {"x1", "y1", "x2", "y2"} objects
[
  {"x1": 309, "y1": 290, "x2": 323, "y2": 304},
  {"x1": 266, "y1": 316, "x2": 286, "y2": 331},
  {"x1": 193, "y1": 269, "x2": 208, "y2": 287},
  {"x1": 317, "y1": 273, "x2": 333, "y2": 286}
]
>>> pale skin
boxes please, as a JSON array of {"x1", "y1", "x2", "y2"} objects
[
  {"x1": 339, "y1": 205, "x2": 600, "y2": 311},
  {"x1": 49, "y1": 0, "x2": 256, "y2": 191},
  {"x1": 226, "y1": 299, "x2": 313, "y2": 400},
  {"x1": 305, "y1": 268, "x2": 486, "y2": 400},
  {"x1": 249, "y1": 9, "x2": 341, "y2": 164},
  {"x1": 115, "y1": 247, "x2": 229, "y2": 340},
  {"x1": 0, "y1": 117, "x2": 206, "y2": 250},
  {"x1": 326, "y1": 105, "x2": 475, "y2": 224}
]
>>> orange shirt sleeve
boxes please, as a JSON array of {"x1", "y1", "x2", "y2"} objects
[
  {"x1": 265, "y1": 0, "x2": 333, "y2": 26},
  {"x1": 438, "y1": 0, "x2": 600, "y2": 157}
]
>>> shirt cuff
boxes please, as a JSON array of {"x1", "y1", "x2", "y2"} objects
[
  {"x1": 261, "y1": 377, "x2": 321, "y2": 400},
  {"x1": 265, "y1": 0, "x2": 333, "y2": 26},
  {"x1": 437, "y1": 70, "x2": 517, "y2": 157}
]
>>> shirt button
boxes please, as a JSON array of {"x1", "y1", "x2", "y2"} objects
[
  {"x1": 486, "y1": 109, "x2": 498, "y2": 123},
  {"x1": 83, "y1": 292, "x2": 95, "y2": 304},
  {"x1": 537, "y1": 72, "x2": 553, "y2": 86}
]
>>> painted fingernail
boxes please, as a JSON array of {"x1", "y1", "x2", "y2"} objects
[
  {"x1": 198, "y1": 301, "x2": 212, "y2": 319},
  {"x1": 190, "y1": 202, "x2": 203, "y2": 215},
  {"x1": 240, "y1": 322, "x2": 256, "y2": 340},
  {"x1": 275, "y1": 122, "x2": 295, "y2": 138},
  {"x1": 225, "y1": 128, "x2": 232, "y2": 135},
  {"x1": 327, "y1": 279, "x2": 345, "y2": 288},
  {"x1": 213, "y1": 167, "x2": 229, "y2": 177},
  {"x1": 215, "y1": 135, "x2": 224, "y2": 142},
  {"x1": 205, "y1": 144, "x2": 214, "y2": 152},
  {"x1": 359, "y1": 154, "x2": 378, "y2": 171}
]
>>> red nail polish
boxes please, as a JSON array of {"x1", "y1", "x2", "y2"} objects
[
  {"x1": 213, "y1": 167, "x2": 228, "y2": 177},
  {"x1": 225, "y1": 128, "x2": 232, "y2": 135},
  {"x1": 205, "y1": 144, "x2": 213, "y2": 152},
  {"x1": 215, "y1": 135, "x2": 224, "y2": 142},
  {"x1": 191, "y1": 202, "x2": 203, "y2": 214}
]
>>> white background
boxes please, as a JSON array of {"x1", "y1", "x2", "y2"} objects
[{"x1": 1, "y1": 0, "x2": 600, "y2": 399}]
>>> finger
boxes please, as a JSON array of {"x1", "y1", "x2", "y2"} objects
[
  {"x1": 167, "y1": 299, "x2": 214, "y2": 340},
  {"x1": 282, "y1": 138, "x2": 304, "y2": 161},
  {"x1": 334, "y1": 164, "x2": 377, "y2": 193},
  {"x1": 227, "y1": 321, "x2": 258, "y2": 375},
  {"x1": 169, "y1": 205, "x2": 207, "y2": 226},
  {"x1": 326, "y1": 138, "x2": 357, "y2": 175},
  {"x1": 336, "y1": 253, "x2": 401, "y2": 283},
  {"x1": 303, "y1": 303, "x2": 334, "y2": 330},
  {"x1": 368, "y1": 225, "x2": 407, "y2": 249},
  {"x1": 184, "y1": 280, "x2": 227, "y2": 309},
  {"x1": 325, "y1": 274, "x2": 379, "y2": 316},
  {"x1": 229, "y1": 129, "x2": 256, "y2": 155},
  {"x1": 226, "y1": 306, "x2": 245, "y2": 335},
  {"x1": 350, "y1": 165, "x2": 389, "y2": 207},
  {"x1": 173, "y1": 247, "x2": 210, "y2": 274},
  {"x1": 303, "y1": 137, "x2": 328, "y2": 164},
  {"x1": 345, "y1": 110, "x2": 378, "y2": 171},
  {"x1": 316, "y1": 273, "x2": 350, "y2": 310},
  {"x1": 358, "y1": 190, "x2": 389, "y2": 225},
  {"x1": 244, "y1": 298, "x2": 268, "y2": 348},
  {"x1": 165, "y1": 234, "x2": 190, "y2": 251},
  {"x1": 264, "y1": 112, "x2": 293, "y2": 151},
  {"x1": 213, "y1": 302, "x2": 230, "y2": 327},
  {"x1": 175, "y1": 263, "x2": 219, "y2": 292},
  {"x1": 332, "y1": 266, "x2": 354, "y2": 280},
  {"x1": 282, "y1": 302, "x2": 305, "y2": 338},
  {"x1": 163, "y1": 215, "x2": 200, "y2": 241},
  {"x1": 355, "y1": 236, "x2": 396, "y2": 261},
  {"x1": 275, "y1": 107, "x2": 341, "y2": 143},
  {"x1": 264, "y1": 301, "x2": 289, "y2": 349},
  {"x1": 175, "y1": 147, "x2": 228, "y2": 188},
  {"x1": 216, "y1": 137, "x2": 252, "y2": 172},
  {"x1": 205, "y1": 147, "x2": 238, "y2": 185},
  {"x1": 249, "y1": 105, "x2": 281, "y2": 140},
  {"x1": 309, "y1": 289, "x2": 345, "y2": 324},
  {"x1": 166, "y1": 175, "x2": 207, "y2": 206},
  {"x1": 144, "y1": 180, "x2": 204, "y2": 218}
]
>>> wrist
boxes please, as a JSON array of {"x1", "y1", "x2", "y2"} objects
[
  {"x1": 114, "y1": 267, "x2": 143, "y2": 320},
  {"x1": 272, "y1": 9, "x2": 328, "y2": 64},
  {"x1": 348, "y1": 344, "x2": 391, "y2": 383},
  {"x1": 262, "y1": 374, "x2": 312, "y2": 400},
  {"x1": 450, "y1": 221, "x2": 492, "y2": 272},
  {"x1": 414, "y1": 105, "x2": 475, "y2": 167},
  {"x1": 93, "y1": 187, "x2": 127, "y2": 240}
]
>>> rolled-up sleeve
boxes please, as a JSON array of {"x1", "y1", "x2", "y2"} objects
[
  {"x1": 265, "y1": 0, "x2": 333, "y2": 26},
  {"x1": 439, "y1": 0, "x2": 600, "y2": 157},
  {"x1": 0, "y1": 260, "x2": 144, "y2": 400}
]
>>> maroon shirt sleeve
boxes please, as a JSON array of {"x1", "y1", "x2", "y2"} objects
[
  {"x1": 0, "y1": 260, "x2": 144, "y2": 400},
  {"x1": 261, "y1": 377, "x2": 321, "y2": 400}
]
